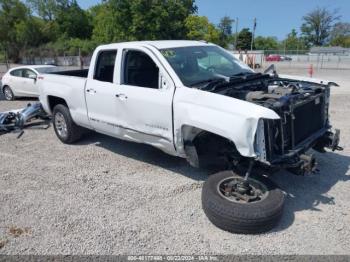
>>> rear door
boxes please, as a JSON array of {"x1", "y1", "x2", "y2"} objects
[
  {"x1": 113, "y1": 47, "x2": 175, "y2": 152},
  {"x1": 85, "y1": 49, "x2": 125, "y2": 136}
]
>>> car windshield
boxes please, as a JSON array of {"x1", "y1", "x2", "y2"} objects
[
  {"x1": 160, "y1": 45, "x2": 253, "y2": 86},
  {"x1": 35, "y1": 67, "x2": 58, "y2": 73}
]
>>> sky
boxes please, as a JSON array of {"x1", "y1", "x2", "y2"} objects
[{"x1": 77, "y1": 0, "x2": 350, "y2": 40}]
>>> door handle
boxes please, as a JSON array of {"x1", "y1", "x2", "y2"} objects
[
  {"x1": 86, "y1": 88, "x2": 96, "y2": 94},
  {"x1": 115, "y1": 93, "x2": 128, "y2": 100}
]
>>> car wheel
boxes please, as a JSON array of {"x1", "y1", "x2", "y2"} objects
[
  {"x1": 53, "y1": 104, "x2": 84, "y2": 144},
  {"x1": 3, "y1": 86, "x2": 15, "y2": 101},
  {"x1": 202, "y1": 171, "x2": 284, "y2": 234}
]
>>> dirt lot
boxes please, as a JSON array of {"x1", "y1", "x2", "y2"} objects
[{"x1": 0, "y1": 67, "x2": 349, "y2": 255}]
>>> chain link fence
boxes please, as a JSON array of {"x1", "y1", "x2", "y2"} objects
[
  {"x1": 2, "y1": 48, "x2": 350, "y2": 74},
  {"x1": 262, "y1": 49, "x2": 350, "y2": 70}
]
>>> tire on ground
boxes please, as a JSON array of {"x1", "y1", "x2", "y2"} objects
[
  {"x1": 53, "y1": 104, "x2": 84, "y2": 144},
  {"x1": 202, "y1": 171, "x2": 284, "y2": 234}
]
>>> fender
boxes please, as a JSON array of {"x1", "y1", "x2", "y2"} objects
[{"x1": 173, "y1": 86, "x2": 280, "y2": 158}]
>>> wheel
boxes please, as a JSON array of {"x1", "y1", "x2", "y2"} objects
[
  {"x1": 202, "y1": 171, "x2": 284, "y2": 234},
  {"x1": 53, "y1": 104, "x2": 83, "y2": 144},
  {"x1": 3, "y1": 86, "x2": 15, "y2": 101}
]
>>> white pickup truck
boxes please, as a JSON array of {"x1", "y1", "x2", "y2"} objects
[{"x1": 38, "y1": 40, "x2": 341, "y2": 234}]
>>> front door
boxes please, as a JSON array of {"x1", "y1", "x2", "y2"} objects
[{"x1": 114, "y1": 48, "x2": 175, "y2": 153}]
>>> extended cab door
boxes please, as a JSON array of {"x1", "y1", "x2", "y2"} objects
[
  {"x1": 114, "y1": 47, "x2": 176, "y2": 154},
  {"x1": 84, "y1": 49, "x2": 125, "y2": 136}
]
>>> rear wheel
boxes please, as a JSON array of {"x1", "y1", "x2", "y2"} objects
[
  {"x1": 202, "y1": 171, "x2": 284, "y2": 234},
  {"x1": 3, "y1": 86, "x2": 14, "y2": 101},
  {"x1": 53, "y1": 104, "x2": 84, "y2": 144}
]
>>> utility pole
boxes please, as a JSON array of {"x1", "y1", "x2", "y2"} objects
[
  {"x1": 234, "y1": 17, "x2": 239, "y2": 50},
  {"x1": 250, "y1": 18, "x2": 256, "y2": 51}
]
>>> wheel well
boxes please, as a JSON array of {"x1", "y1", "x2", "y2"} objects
[
  {"x1": 48, "y1": 96, "x2": 67, "y2": 112},
  {"x1": 1, "y1": 85, "x2": 9, "y2": 92},
  {"x1": 182, "y1": 126, "x2": 241, "y2": 169}
]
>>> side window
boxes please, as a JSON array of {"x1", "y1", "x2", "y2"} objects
[
  {"x1": 23, "y1": 69, "x2": 37, "y2": 79},
  {"x1": 123, "y1": 50, "x2": 159, "y2": 89},
  {"x1": 94, "y1": 50, "x2": 117, "y2": 83},
  {"x1": 10, "y1": 69, "x2": 23, "y2": 77}
]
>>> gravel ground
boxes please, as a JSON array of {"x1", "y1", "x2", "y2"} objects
[{"x1": 0, "y1": 68, "x2": 349, "y2": 255}]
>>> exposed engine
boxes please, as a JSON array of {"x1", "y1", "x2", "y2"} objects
[
  {"x1": 216, "y1": 76, "x2": 327, "y2": 111},
  {"x1": 211, "y1": 74, "x2": 334, "y2": 167}
]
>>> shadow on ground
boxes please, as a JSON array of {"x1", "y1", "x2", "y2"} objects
[
  {"x1": 270, "y1": 151, "x2": 350, "y2": 232},
  {"x1": 75, "y1": 131, "x2": 350, "y2": 233},
  {"x1": 76, "y1": 131, "x2": 210, "y2": 181}
]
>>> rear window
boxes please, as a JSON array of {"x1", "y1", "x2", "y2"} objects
[
  {"x1": 10, "y1": 69, "x2": 22, "y2": 77},
  {"x1": 94, "y1": 50, "x2": 117, "y2": 83}
]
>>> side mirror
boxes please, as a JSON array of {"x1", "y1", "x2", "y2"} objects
[{"x1": 160, "y1": 74, "x2": 169, "y2": 90}]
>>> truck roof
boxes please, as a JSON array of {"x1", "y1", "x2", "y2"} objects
[{"x1": 99, "y1": 40, "x2": 214, "y2": 50}]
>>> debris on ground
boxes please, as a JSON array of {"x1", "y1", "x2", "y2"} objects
[
  {"x1": 8, "y1": 226, "x2": 31, "y2": 238},
  {"x1": 0, "y1": 103, "x2": 50, "y2": 138},
  {"x1": 0, "y1": 239, "x2": 8, "y2": 249}
]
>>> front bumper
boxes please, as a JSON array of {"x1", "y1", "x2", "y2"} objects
[{"x1": 268, "y1": 128, "x2": 342, "y2": 174}]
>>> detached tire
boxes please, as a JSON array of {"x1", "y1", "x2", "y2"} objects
[
  {"x1": 202, "y1": 171, "x2": 284, "y2": 234},
  {"x1": 53, "y1": 104, "x2": 83, "y2": 144}
]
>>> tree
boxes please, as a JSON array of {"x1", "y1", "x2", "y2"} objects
[
  {"x1": 92, "y1": 0, "x2": 197, "y2": 43},
  {"x1": 301, "y1": 7, "x2": 340, "y2": 46},
  {"x1": 254, "y1": 36, "x2": 279, "y2": 50},
  {"x1": 185, "y1": 15, "x2": 220, "y2": 43},
  {"x1": 236, "y1": 28, "x2": 252, "y2": 50},
  {"x1": 330, "y1": 22, "x2": 350, "y2": 47},
  {"x1": 0, "y1": 0, "x2": 31, "y2": 61},
  {"x1": 55, "y1": 0, "x2": 92, "y2": 39},
  {"x1": 218, "y1": 16, "x2": 234, "y2": 47},
  {"x1": 27, "y1": 0, "x2": 58, "y2": 20}
]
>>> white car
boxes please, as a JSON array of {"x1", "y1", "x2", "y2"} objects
[{"x1": 1, "y1": 65, "x2": 56, "y2": 100}]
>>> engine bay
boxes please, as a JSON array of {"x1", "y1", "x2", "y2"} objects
[{"x1": 214, "y1": 75, "x2": 328, "y2": 111}]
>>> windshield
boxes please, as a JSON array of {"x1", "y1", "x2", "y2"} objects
[
  {"x1": 35, "y1": 67, "x2": 58, "y2": 74},
  {"x1": 160, "y1": 45, "x2": 253, "y2": 86}
]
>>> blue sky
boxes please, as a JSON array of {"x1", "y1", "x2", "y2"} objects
[{"x1": 77, "y1": 0, "x2": 350, "y2": 40}]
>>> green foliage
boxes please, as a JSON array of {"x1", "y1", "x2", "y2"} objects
[
  {"x1": 55, "y1": 0, "x2": 92, "y2": 39},
  {"x1": 27, "y1": 0, "x2": 57, "y2": 20},
  {"x1": 185, "y1": 15, "x2": 220, "y2": 43},
  {"x1": 217, "y1": 16, "x2": 234, "y2": 47},
  {"x1": 301, "y1": 7, "x2": 340, "y2": 46},
  {"x1": 92, "y1": 0, "x2": 196, "y2": 43},
  {"x1": 330, "y1": 22, "x2": 350, "y2": 47},
  {"x1": 236, "y1": 28, "x2": 252, "y2": 50},
  {"x1": 0, "y1": 0, "x2": 33, "y2": 61},
  {"x1": 280, "y1": 29, "x2": 308, "y2": 51},
  {"x1": 254, "y1": 36, "x2": 279, "y2": 50},
  {"x1": 330, "y1": 35, "x2": 350, "y2": 48}
]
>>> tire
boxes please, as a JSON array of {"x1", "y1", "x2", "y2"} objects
[
  {"x1": 3, "y1": 86, "x2": 15, "y2": 101},
  {"x1": 202, "y1": 171, "x2": 284, "y2": 234},
  {"x1": 53, "y1": 104, "x2": 83, "y2": 144}
]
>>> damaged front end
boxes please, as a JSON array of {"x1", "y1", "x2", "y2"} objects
[
  {"x1": 210, "y1": 73, "x2": 343, "y2": 175},
  {"x1": 0, "y1": 103, "x2": 50, "y2": 138}
]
